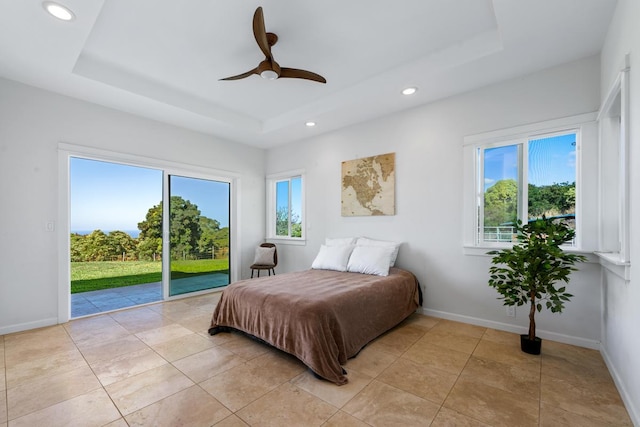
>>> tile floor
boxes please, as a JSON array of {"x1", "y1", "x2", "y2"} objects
[{"x1": 0, "y1": 291, "x2": 633, "y2": 426}]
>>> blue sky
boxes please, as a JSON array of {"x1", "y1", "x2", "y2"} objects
[
  {"x1": 276, "y1": 177, "x2": 302, "y2": 219},
  {"x1": 484, "y1": 133, "x2": 576, "y2": 190},
  {"x1": 70, "y1": 158, "x2": 229, "y2": 232}
]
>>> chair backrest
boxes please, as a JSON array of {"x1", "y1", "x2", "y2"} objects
[{"x1": 259, "y1": 242, "x2": 277, "y2": 267}]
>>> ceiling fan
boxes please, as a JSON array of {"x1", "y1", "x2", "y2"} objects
[{"x1": 220, "y1": 7, "x2": 326, "y2": 84}]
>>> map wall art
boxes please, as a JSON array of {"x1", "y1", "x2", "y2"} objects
[{"x1": 341, "y1": 152, "x2": 395, "y2": 216}]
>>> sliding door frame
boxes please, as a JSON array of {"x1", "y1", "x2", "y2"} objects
[{"x1": 57, "y1": 143, "x2": 240, "y2": 323}]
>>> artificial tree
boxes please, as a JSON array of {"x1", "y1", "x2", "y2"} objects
[{"x1": 488, "y1": 217, "x2": 586, "y2": 354}]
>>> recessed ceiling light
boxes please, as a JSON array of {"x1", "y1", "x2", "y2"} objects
[
  {"x1": 402, "y1": 87, "x2": 417, "y2": 96},
  {"x1": 42, "y1": 1, "x2": 75, "y2": 21},
  {"x1": 305, "y1": 121, "x2": 316, "y2": 127}
]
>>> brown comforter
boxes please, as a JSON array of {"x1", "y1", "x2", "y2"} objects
[{"x1": 209, "y1": 267, "x2": 421, "y2": 385}]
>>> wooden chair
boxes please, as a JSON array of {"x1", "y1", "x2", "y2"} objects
[{"x1": 250, "y1": 243, "x2": 278, "y2": 278}]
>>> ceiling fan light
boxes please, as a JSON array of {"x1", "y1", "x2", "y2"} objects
[
  {"x1": 402, "y1": 87, "x2": 417, "y2": 96},
  {"x1": 42, "y1": 1, "x2": 75, "y2": 21},
  {"x1": 260, "y1": 70, "x2": 279, "y2": 80}
]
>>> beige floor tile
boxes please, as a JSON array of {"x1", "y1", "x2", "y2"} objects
[
  {"x1": 90, "y1": 347, "x2": 168, "y2": 386},
  {"x1": 377, "y1": 357, "x2": 458, "y2": 405},
  {"x1": 7, "y1": 364, "x2": 101, "y2": 420},
  {"x1": 135, "y1": 323, "x2": 194, "y2": 347},
  {"x1": 344, "y1": 346, "x2": 397, "y2": 378},
  {"x1": 5, "y1": 347, "x2": 87, "y2": 389},
  {"x1": 291, "y1": 369, "x2": 372, "y2": 408},
  {"x1": 419, "y1": 327, "x2": 481, "y2": 354},
  {"x1": 460, "y1": 356, "x2": 540, "y2": 399},
  {"x1": 8, "y1": 388, "x2": 120, "y2": 427},
  {"x1": 541, "y1": 340, "x2": 612, "y2": 386},
  {"x1": 183, "y1": 292, "x2": 222, "y2": 308},
  {"x1": 147, "y1": 300, "x2": 197, "y2": 318},
  {"x1": 366, "y1": 324, "x2": 426, "y2": 356},
  {"x1": 200, "y1": 350, "x2": 305, "y2": 412},
  {"x1": 480, "y1": 328, "x2": 522, "y2": 347},
  {"x1": 109, "y1": 307, "x2": 174, "y2": 334},
  {"x1": 443, "y1": 376, "x2": 539, "y2": 427},
  {"x1": 219, "y1": 335, "x2": 271, "y2": 360},
  {"x1": 398, "y1": 313, "x2": 441, "y2": 331},
  {"x1": 430, "y1": 319, "x2": 486, "y2": 338},
  {"x1": 103, "y1": 418, "x2": 130, "y2": 427},
  {"x1": 125, "y1": 385, "x2": 231, "y2": 426},
  {"x1": 0, "y1": 369, "x2": 5, "y2": 392},
  {"x1": 179, "y1": 312, "x2": 217, "y2": 333},
  {"x1": 342, "y1": 380, "x2": 440, "y2": 426},
  {"x1": 214, "y1": 414, "x2": 249, "y2": 426},
  {"x1": 173, "y1": 346, "x2": 244, "y2": 383},
  {"x1": 4, "y1": 326, "x2": 77, "y2": 366},
  {"x1": 77, "y1": 333, "x2": 147, "y2": 364},
  {"x1": 244, "y1": 349, "x2": 307, "y2": 383},
  {"x1": 323, "y1": 410, "x2": 371, "y2": 427},
  {"x1": 150, "y1": 333, "x2": 215, "y2": 362},
  {"x1": 402, "y1": 338, "x2": 470, "y2": 375},
  {"x1": 64, "y1": 314, "x2": 121, "y2": 336},
  {"x1": 0, "y1": 390, "x2": 6, "y2": 424},
  {"x1": 539, "y1": 401, "x2": 623, "y2": 427},
  {"x1": 430, "y1": 407, "x2": 492, "y2": 427},
  {"x1": 472, "y1": 339, "x2": 541, "y2": 373},
  {"x1": 0, "y1": 336, "x2": 5, "y2": 367},
  {"x1": 200, "y1": 362, "x2": 284, "y2": 412},
  {"x1": 65, "y1": 321, "x2": 131, "y2": 349},
  {"x1": 105, "y1": 363, "x2": 194, "y2": 416},
  {"x1": 541, "y1": 375, "x2": 633, "y2": 425},
  {"x1": 236, "y1": 383, "x2": 337, "y2": 427}
]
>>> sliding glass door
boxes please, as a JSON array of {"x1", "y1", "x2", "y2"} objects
[
  {"x1": 66, "y1": 151, "x2": 234, "y2": 319},
  {"x1": 167, "y1": 175, "x2": 230, "y2": 296}
]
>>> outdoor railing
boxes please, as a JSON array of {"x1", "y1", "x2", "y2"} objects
[{"x1": 482, "y1": 226, "x2": 517, "y2": 243}]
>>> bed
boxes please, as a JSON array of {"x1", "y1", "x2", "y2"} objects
[{"x1": 208, "y1": 267, "x2": 421, "y2": 385}]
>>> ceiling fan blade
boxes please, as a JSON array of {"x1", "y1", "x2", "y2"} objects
[
  {"x1": 253, "y1": 7, "x2": 272, "y2": 60},
  {"x1": 280, "y1": 68, "x2": 327, "y2": 84},
  {"x1": 219, "y1": 67, "x2": 258, "y2": 81}
]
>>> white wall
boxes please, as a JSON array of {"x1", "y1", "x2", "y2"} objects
[
  {"x1": 267, "y1": 55, "x2": 602, "y2": 347},
  {"x1": 0, "y1": 77, "x2": 266, "y2": 334},
  {"x1": 599, "y1": 0, "x2": 640, "y2": 423}
]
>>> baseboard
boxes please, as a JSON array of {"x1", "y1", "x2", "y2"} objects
[
  {"x1": 0, "y1": 317, "x2": 58, "y2": 336},
  {"x1": 419, "y1": 308, "x2": 600, "y2": 350},
  {"x1": 600, "y1": 345, "x2": 640, "y2": 426}
]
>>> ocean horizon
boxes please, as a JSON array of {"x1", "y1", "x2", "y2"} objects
[{"x1": 72, "y1": 229, "x2": 140, "y2": 238}]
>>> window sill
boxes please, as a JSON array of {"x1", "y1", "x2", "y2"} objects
[
  {"x1": 463, "y1": 245, "x2": 599, "y2": 263},
  {"x1": 267, "y1": 237, "x2": 306, "y2": 246},
  {"x1": 595, "y1": 252, "x2": 630, "y2": 281}
]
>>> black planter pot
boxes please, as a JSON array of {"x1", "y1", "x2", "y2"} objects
[{"x1": 520, "y1": 335, "x2": 542, "y2": 355}]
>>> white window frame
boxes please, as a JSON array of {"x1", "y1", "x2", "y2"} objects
[
  {"x1": 463, "y1": 113, "x2": 598, "y2": 257},
  {"x1": 266, "y1": 169, "x2": 306, "y2": 245},
  {"x1": 595, "y1": 56, "x2": 630, "y2": 280},
  {"x1": 57, "y1": 143, "x2": 241, "y2": 323}
]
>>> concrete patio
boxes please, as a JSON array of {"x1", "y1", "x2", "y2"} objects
[{"x1": 71, "y1": 272, "x2": 229, "y2": 318}]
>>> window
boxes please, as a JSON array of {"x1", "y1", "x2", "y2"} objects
[
  {"x1": 596, "y1": 59, "x2": 630, "y2": 278},
  {"x1": 463, "y1": 113, "x2": 599, "y2": 253},
  {"x1": 479, "y1": 132, "x2": 577, "y2": 245},
  {"x1": 267, "y1": 171, "x2": 305, "y2": 241}
]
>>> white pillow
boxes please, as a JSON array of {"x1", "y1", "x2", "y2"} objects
[
  {"x1": 325, "y1": 237, "x2": 357, "y2": 246},
  {"x1": 311, "y1": 244, "x2": 355, "y2": 272},
  {"x1": 253, "y1": 246, "x2": 275, "y2": 265},
  {"x1": 356, "y1": 237, "x2": 401, "y2": 267},
  {"x1": 347, "y1": 245, "x2": 394, "y2": 276}
]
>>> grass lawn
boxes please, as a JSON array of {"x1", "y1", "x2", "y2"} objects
[{"x1": 71, "y1": 259, "x2": 229, "y2": 293}]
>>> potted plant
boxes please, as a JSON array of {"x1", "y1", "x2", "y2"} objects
[{"x1": 488, "y1": 217, "x2": 586, "y2": 355}]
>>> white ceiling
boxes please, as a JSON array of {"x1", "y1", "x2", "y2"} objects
[{"x1": 0, "y1": 0, "x2": 617, "y2": 148}]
